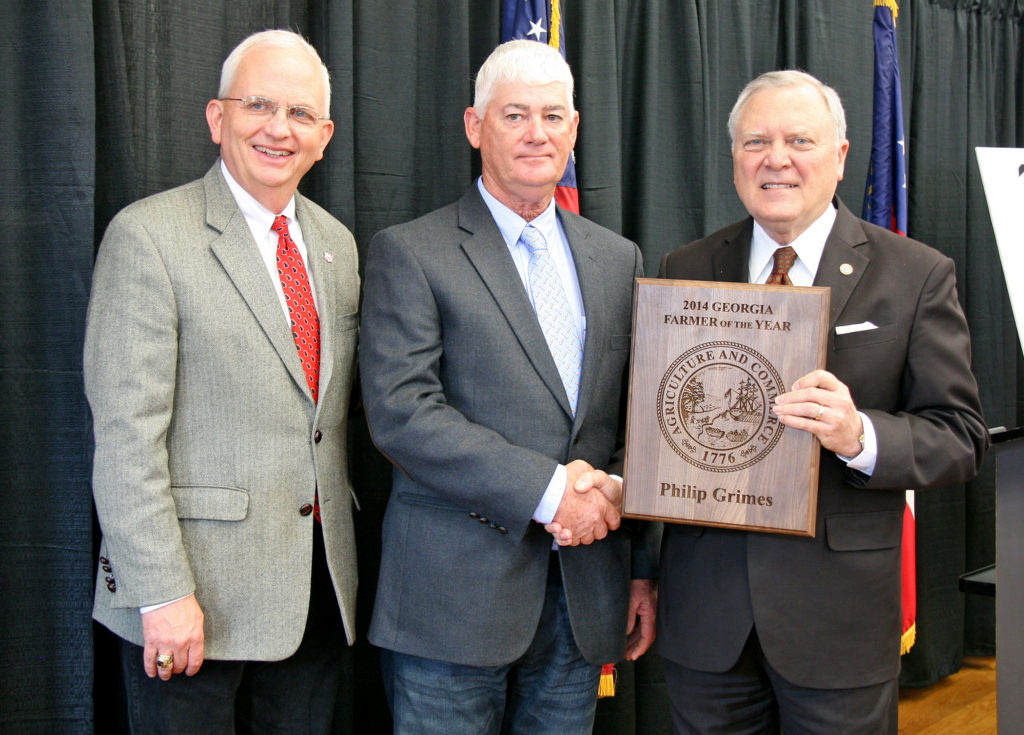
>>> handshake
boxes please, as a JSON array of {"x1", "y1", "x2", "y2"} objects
[{"x1": 544, "y1": 459, "x2": 624, "y2": 546}]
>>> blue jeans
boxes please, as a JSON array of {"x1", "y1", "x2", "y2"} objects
[{"x1": 380, "y1": 556, "x2": 601, "y2": 735}]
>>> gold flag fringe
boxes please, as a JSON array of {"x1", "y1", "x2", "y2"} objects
[
  {"x1": 875, "y1": 0, "x2": 900, "y2": 25},
  {"x1": 901, "y1": 622, "x2": 917, "y2": 655},
  {"x1": 549, "y1": 0, "x2": 562, "y2": 50}
]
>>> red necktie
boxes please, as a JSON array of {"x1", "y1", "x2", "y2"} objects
[
  {"x1": 273, "y1": 215, "x2": 321, "y2": 521},
  {"x1": 766, "y1": 245, "x2": 797, "y2": 286},
  {"x1": 273, "y1": 215, "x2": 320, "y2": 402}
]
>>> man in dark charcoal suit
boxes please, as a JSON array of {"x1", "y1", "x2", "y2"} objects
[{"x1": 657, "y1": 70, "x2": 987, "y2": 734}]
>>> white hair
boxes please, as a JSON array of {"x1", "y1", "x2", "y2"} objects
[
  {"x1": 219, "y1": 29, "x2": 331, "y2": 117},
  {"x1": 727, "y1": 69, "x2": 846, "y2": 146},
  {"x1": 473, "y1": 39, "x2": 574, "y2": 117}
]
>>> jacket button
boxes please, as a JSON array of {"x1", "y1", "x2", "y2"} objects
[
  {"x1": 498, "y1": 526, "x2": 508, "y2": 534},
  {"x1": 299, "y1": 503, "x2": 314, "y2": 516},
  {"x1": 99, "y1": 556, "x2": 109, "y2": 565},
  {"x1": 478, "y1": 517, "x2": 489, "y2": 524},
  {"x1": 469, "y1": 512, "x2": 479, "y2": 518},
  {"x1": 107, "y1": 582, "x2": 117, "y2": 592},
  {"x1": 314, "y1": 430, "x2": 322, "y2": 443},
  {"x1": 102, "y1": 565, "x2": 112, "y2": 573}
]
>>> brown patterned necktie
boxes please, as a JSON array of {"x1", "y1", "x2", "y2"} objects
[
  {"x1": 766, "y1": 245, "x2": 797, "y2": 286},
  {"x1": 273, "y1": 215, "x2": 320, "y2": 403}
]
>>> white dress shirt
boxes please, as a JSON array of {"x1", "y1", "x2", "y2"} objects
[{"x1": 220, "y1": 159, "x2": 319, "y2": 319}]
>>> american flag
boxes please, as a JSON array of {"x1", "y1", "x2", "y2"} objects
[{"x1": 502, "y1": 0, "x2": 580, "y2": 214}]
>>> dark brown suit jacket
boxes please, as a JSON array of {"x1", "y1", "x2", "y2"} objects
[{"x1": 656, "y1": 199, "x2": 987, "y2": 688}]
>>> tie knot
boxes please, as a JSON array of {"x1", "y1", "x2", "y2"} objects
[
  {"x1": 273, "y1": 215, "x2": 290, "y2": 237},
  {"x1": 521, "y1": 225, "x2": 547, "y2": 253},
  {"x1": 767, "y1": 246, "x2": 797, "y2": 285}
]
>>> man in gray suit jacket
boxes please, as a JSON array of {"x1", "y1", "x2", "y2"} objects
[
  {"x1": 84, "y1": 30, "x2": 360, "y2": 734},
  {"x1": 359, "y1": 40, "x2": 658, "y2": 735},
  {"x1": 656, "y1": 71, "x2": 988, "y2": 734}
]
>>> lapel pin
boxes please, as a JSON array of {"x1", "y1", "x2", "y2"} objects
[
  {"x1": 324, "y1": 252, "x2": 334, "y2": 263},
  {"x1": 839, "y1": 263, "x2": 853, "y2": 276}
]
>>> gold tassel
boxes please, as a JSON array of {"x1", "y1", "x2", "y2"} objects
[
  {"x1": 900, "y1": 622, "x2": 917, "y2": 655},
  {"x1": 597, "y1": 663, "x2": 616, "y2": 698},
  {"x1": 874, "y1": 0, "x2": 900, "y2": 25}
]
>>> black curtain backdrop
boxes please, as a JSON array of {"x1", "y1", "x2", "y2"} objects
[{"x1": 2, "y1": 1, "x2": 1020, "y2": 732}]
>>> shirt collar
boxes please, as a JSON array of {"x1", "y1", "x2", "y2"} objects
[
  {"x1": 749, "y1": 202, "x2": 837, "y2": 284},
  {"x1": 476, "y1": 177, "x2": 559, "y2": 251},
  {"x1": 220, "y1": 159, "x2": 297, "y2": 242}
]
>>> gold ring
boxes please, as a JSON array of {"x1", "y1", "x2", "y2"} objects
[
  {"x1": 815, "y1": 404, "x2": 825, "y2": 420},
  {"x1": 156, "y1": 653, "x2": 174, "y2": 669}
]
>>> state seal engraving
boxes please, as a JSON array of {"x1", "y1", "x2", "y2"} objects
[{"x1": 656, "y1": 341, "x2": 785, "y2": 472}]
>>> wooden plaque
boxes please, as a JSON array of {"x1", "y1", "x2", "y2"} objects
[{"x1": 622, "y1": 278, "x2": 830, "y2": 536}]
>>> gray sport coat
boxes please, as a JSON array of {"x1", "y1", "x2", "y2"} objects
[
  {"x1": 359, "y1": 185, "x2": 659, "y2": 667},
  {"x1": 85, "y1": 162, "x2": 360, "y2": 660}
]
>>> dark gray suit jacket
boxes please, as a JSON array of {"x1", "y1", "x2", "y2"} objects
[
  {"x1": 656, "y1": 199, "x2": 987, "y2": 688},
  {"x1": 85, "y1": 163, "x2": 360, "y2": 660},
  {"x1": 359, "y1": 185, "x2": 658, "y2": 667}
]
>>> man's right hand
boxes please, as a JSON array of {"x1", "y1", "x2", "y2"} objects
[
  {"x1": 545, "y1": 460, "x2": 622, "y2": 546},
  {"x1": 142, "y1": 593, "x2": 205, "y2": 680}
]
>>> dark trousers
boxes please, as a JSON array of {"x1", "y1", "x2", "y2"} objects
[
  {"x1": 119, "y1": 523, "x2": 351, "y2": 735},
  {"x1": 663, "y1": 628, "x2": 898, "y2": 735}
]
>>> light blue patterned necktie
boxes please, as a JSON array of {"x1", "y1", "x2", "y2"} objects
[{"x1": 521, "y1": 225, "x2": 583, "y2": 413}]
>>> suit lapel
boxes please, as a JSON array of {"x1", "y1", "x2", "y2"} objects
[
  {"x1": 725, "y1": 204, "x2": 870, "y2": 333},
  {"x1": 813, "y1": 200, "x2": 870, "y2": 331},
  {"x1": 713, "y1": 220, "x2": 753, "y2": 284},
  {"x1": 203, "y1": 164, "x2": 314, "y2": 402},
  {"x1": 457, "y1": 189, "x2": 575, "y2": 418},
  {"x1": 561, "y1": 210, "x2": 604, "y2": 427}
]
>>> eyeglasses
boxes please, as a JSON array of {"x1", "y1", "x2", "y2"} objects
[{"x1": 220, "y1": 96, "x2": 328, "y2": 127}]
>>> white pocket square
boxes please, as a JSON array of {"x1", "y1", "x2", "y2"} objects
[{"x1": 835, "y1": 321, "x2": 878, "y2": 335}]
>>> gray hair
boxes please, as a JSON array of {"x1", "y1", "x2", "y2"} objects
[
  {"x1": 473, "y1": 39, "x2": 574, "y2": 117},
  {"x1": 219, "y1": 30, "x2": 331, "y2": 117},
  {"x1": 727, "y1": 70, "x2": 846, "y2": 146}
]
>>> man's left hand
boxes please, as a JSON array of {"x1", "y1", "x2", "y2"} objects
[
  {"x1": 773, "y1": 369, "x2": 864, "y2": 457},
  {"x1": 625, "y1": 578, "x2": 657, "y2": 660}
]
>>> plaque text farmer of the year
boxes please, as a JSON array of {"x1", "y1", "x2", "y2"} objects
[{"x1": 622, "y1": 279, "x2": 829, "y2": 536}]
